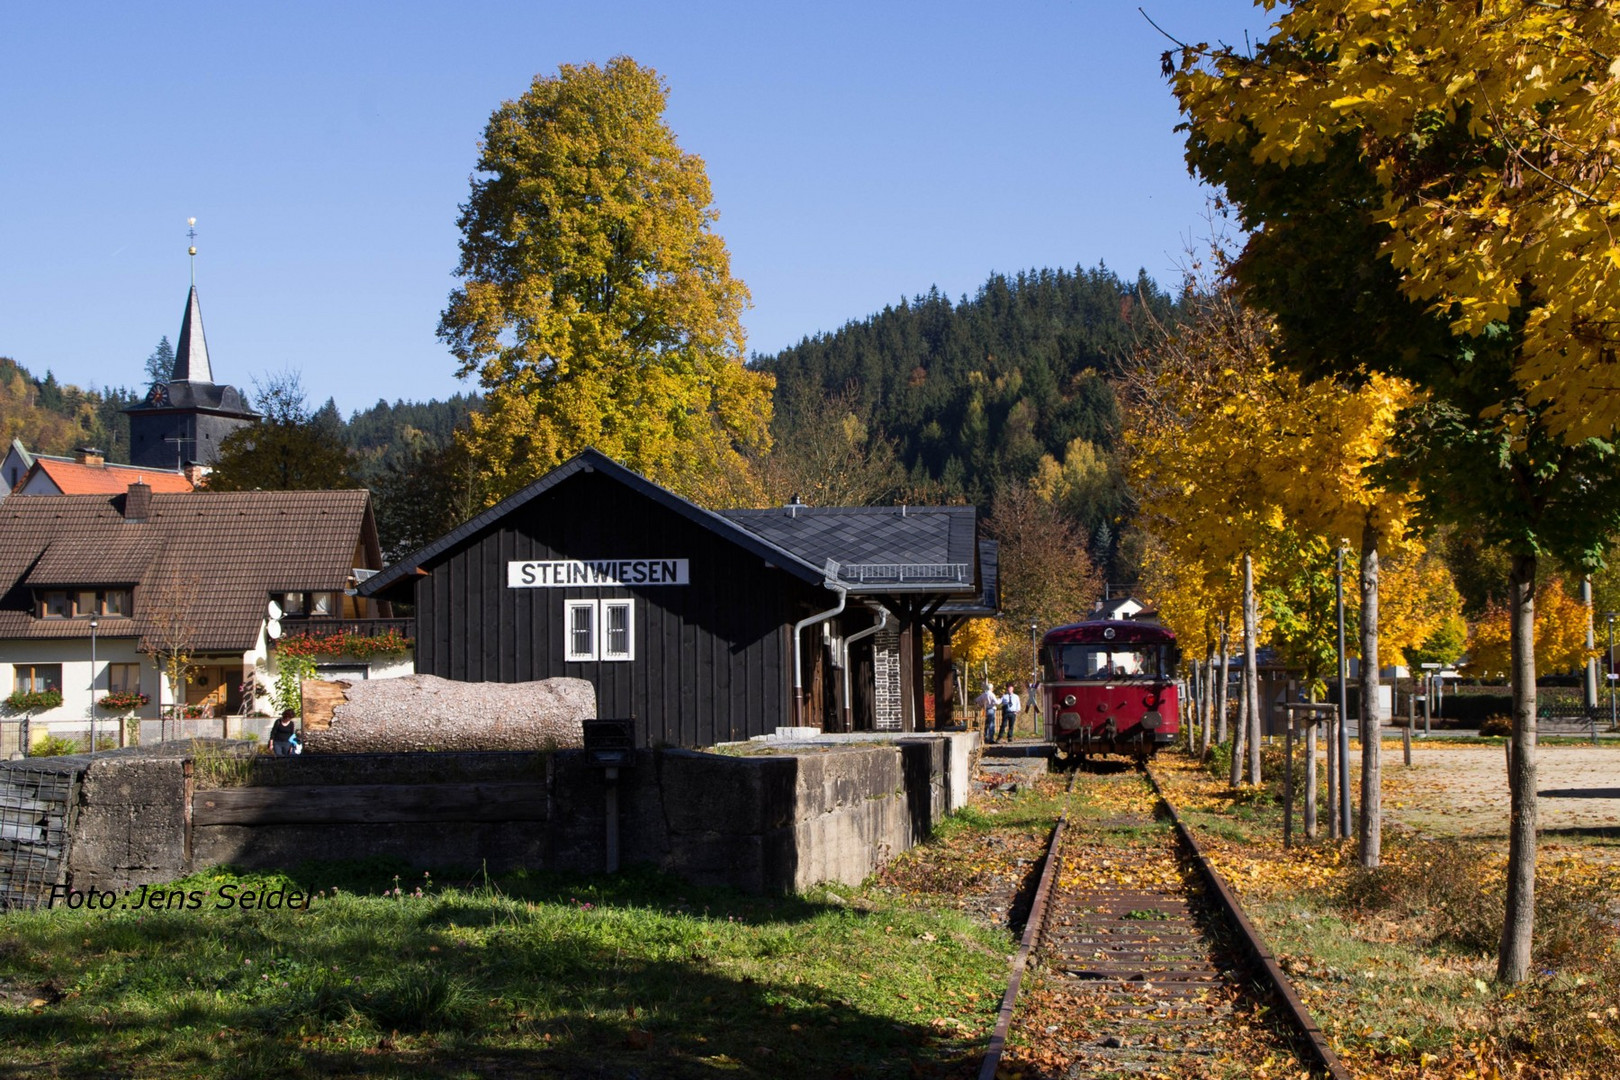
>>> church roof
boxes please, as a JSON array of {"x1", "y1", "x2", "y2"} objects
[
  {"x1": 171, "y1": 285, "x2": 213, "y2": 383},
  {"x1": 123, "y1": 284, "x2": 258, "y2": 419}
]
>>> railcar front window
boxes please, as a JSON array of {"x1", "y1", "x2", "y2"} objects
[{"x1": 1047, "y1": 645, "x2": 1164, "y2": 681}]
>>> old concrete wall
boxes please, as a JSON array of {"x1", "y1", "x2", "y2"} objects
[
  {"x1": 46, "y1": 733, "x2": 975, "y2": 900},
  {"x1": 67, "y1": 751, "x2": 190, "y2": 892}
]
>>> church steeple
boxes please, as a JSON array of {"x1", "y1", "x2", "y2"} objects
[
  {"x1": 171, "y1": 285, "x2": 214, "y2": 384},
  {"x1": 171, "y1": 218, "x2": 213, "y2": 384},
  {"x1": 123, "y1": 217, "x2": 257, "y2": 470}
]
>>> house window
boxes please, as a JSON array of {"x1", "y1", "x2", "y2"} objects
[
  {"x1": 563, "y1": 599, "x2": 635, "y2": 663},
  {"x1": 14, "y1": 664, "x2": 62, "y2": 694},
  {"x1": 36, "y1": 589, "x2": 132, "y2": 618},
  {"x1": 107, "y1": 663, "x2": 140, "y2": 695},
  {"x1": 603, "y1": 599, "x2": 634, "y2": 661},
  {"x1": 565, "y1": 600, "x2": 597, "y2": 662}
]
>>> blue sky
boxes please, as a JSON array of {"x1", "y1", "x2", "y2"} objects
[{"x1": 1, "y1": 1, "x2": 1276, "y2": 415}]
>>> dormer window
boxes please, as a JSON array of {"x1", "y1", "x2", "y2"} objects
[
  {"x1": 37, "y1": 588, "x2": 132, "y2": 619},
  {"x1": 274, "y1": 591, "x2": 341, "y2": 618}
]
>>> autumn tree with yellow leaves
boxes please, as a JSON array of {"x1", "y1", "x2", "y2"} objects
[
  {"x1": 1468, "y1": 578, "x2": 1597, "y2": 680},
  {"x1": 440, "y1": 57, "x2": 773, "y2": 508},
  {"x1": 1171, "y1": 0, "x2": 1620, "y2": 982}
]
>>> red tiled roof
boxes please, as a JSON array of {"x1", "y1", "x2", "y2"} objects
[
  {"x1": 0, "y1": 490, "x2": 378, "y2": 653},
  {"x1": 28, "y1": 458, "x2": 194, "y2": 495}
]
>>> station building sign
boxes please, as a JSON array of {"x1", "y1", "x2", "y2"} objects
[{"x1": 507, "y1": 558, "x2": 690, "y2": 588}]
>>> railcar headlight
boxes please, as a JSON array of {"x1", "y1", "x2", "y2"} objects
[
  {"x1": 1057, "y1": 712, "x2": 1081, "y2": 731},
  {"x1": 1062, "y1": 694, "x2": 1076, "y2": 707}
]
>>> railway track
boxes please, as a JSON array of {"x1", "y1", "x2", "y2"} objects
[{"x1": 980, "y1": 763, "x2": 1350, "y2": 1080}]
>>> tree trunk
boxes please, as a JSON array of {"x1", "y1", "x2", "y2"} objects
[
  {"x1": 1582, "y1": 577, "x2": 1599, "y2": 712},
  {"x1": 1202, "y1": 648, "x2": 1215, "y2": 757},
  {"x1": 1358, "y1": 527, "x2": 1382, "y2": 868},
  {"x1": 1244, "y1": 552, "x2": 1262, "y2": 786},
  {"x1": 1498, "y1": 551, "x2": 1539, "y2": 984},
  {"x1": 1216, "y1": 621, "x2": 1230, "y2": 745},
  {"x1": 1188, "y1": 660, "x2": 1202, "y2": 752}
]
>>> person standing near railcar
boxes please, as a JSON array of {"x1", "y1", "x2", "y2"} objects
[
  {"x1": 975, "y1": 681, "x2": 998, "y2": 743},
  {"x1": 998, "y1": 683, "x2": 1022, "y2": 742}
]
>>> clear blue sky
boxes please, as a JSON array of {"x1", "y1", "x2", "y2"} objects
[{"x1": 2, "y1": 1, "x2": 1275, "y2": 416}]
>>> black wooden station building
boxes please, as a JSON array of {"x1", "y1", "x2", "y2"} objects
[{"x1": 361, "y1": 450, "x2": 997, "y2": 749}]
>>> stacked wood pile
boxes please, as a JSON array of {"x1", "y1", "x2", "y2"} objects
[{"x1": 299, "y1": 674, "x2": 593, "y2": 754}]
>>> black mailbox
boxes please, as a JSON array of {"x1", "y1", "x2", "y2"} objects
[{"x1": 582, "y1": 718, "x2": 636, "y2": 769}]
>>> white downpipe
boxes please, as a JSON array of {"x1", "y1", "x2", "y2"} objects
[
  {"x1": 793, "y1": 579, "x2": 847, "y2": 726},
  {"x1": 840, "y1": 607, "x2": 890, "y2": 730}
]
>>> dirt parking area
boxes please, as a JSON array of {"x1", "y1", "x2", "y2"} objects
[{"x1": 1375, "y1": 742, "x2": 1620, "y2": 846}]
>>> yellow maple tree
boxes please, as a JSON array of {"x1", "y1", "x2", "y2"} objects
[
  {"x1": 440, "y1": 58, "x2": 773, "y2": 506},
  {"x1": 1173, "y1": 0, "x2": 1620, "y2": 442},
  {"x1": 1467, "y1": 578, "x2": 1597, "y2": 679}
]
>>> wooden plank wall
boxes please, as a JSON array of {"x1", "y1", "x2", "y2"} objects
[{"x1": 415, "y1": 472, "x2": 821, "y2": 749}]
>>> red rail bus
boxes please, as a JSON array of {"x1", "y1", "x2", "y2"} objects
[{"x1": 1040, "y1": 619, "x2": 1180, "y2": 762}]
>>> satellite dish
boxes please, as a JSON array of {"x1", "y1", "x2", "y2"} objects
[
  {"x1": 267, "y1": 599, "x2": 282, "y2": 620},
  {"x1": 267, "y1": 619, "x2": 282, "y2": 640}
]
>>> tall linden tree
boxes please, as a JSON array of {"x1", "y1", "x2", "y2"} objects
[
  {"x1": 440, "y1": 57, "x2": 773, "y2": 506},
  {"x1": 1171, "y1": 0, "x2": 1620, "y2": 983}
]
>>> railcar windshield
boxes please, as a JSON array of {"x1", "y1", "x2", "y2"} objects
[{"x1": 1045, "y1": 644, "x2": 1172, "y2": 682}]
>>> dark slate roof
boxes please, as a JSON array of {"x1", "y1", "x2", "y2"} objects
[
  {"x1": 0, "y1": 490, "x2": 378, "y2": 651},
  {"x1": 937, "y1": 538, "x2": 1000, "y2": 617},
  {"x1": 719, "y1": 505, "x2": 980, "y2": 594},
  {"x1": 359, "y1": 449, "x2": 829, "y2": 599},
  {"x1": 172, "y1": 285, "x2": 212, "y2": 383},
  {"x1": 123, "y1": 379, "x2": 257, "y2": 417},
  {"x1": 123, "y1": 286, "x2": 257, "y2": 419}
]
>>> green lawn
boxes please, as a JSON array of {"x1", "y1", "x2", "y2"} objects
[{"x1": 0, "y1": 858, "x2": 1013, "y2": 1079}]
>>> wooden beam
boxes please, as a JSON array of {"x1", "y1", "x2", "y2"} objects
[{"x1": 192, "y1": 781, "x2": 549, "y2": 827}]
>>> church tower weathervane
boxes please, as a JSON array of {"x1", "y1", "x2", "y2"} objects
[{"x1": 187, "y1": 216, "x2": 198, "y2": 285}]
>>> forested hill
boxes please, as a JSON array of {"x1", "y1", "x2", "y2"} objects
[{"x1": 755, "y1": 264, "x2": 1182, "y2": 506}]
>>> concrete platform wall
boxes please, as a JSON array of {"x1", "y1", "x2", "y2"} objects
[{"x1": 38, "y1": 732, "x2": 976, "y2": 898}]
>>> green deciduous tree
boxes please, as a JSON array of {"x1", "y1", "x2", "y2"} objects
[
  {"x1": 440, "y1": 56, "x2": 771, "y2": 507},
  {"x1": 204, "y1": 372, "x2": 358, "y2": 492}
]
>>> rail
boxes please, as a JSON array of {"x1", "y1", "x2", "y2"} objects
[
  {"x1": 978, "y1": 776, "x2": 1070, "y2": 1080},
  {"x1": 1145, "y1": 763, "x2": 1352, "y2": 1080}
]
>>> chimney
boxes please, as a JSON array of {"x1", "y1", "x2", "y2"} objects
[
  {"x1": 124, "y1": 481, "x2": 152, "y2": 522},
  {"x1": 75, "y1": 447, "x2": 105, "y2": 466}
]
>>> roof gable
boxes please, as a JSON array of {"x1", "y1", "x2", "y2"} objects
[{"x1": 360, "y1": 449, "x2": 827, "y2": 598}]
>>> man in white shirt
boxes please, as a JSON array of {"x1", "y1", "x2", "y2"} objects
[{"x1": 998, "y1": 684, "x2": 1022, "y2": 742}]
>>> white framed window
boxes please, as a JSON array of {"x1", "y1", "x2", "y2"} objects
[
  {"x1": 565, "y1": 600, "x2": 598, "y2": 662},
  {"x1": 562, "y1": 599, "x2": 635, "y2": 662},
  {"x1": 602, "y1": 599, "x2": 634, "y2": 661}
]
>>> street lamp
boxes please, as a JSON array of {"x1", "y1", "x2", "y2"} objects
[
  {"x1": 89, "y1": 618, "x2": 98, "y2": 756},
  {"x1": 1029, "y1": 622, "x2": 1038, "y2": 686},
  {"x1": 1335, "y1": 540, "x2": 1351, "y2": 839}
]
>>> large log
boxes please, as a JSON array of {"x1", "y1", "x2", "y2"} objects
[{"x1": 298, "y1": 674, "x2": 593, "y2": 754}]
